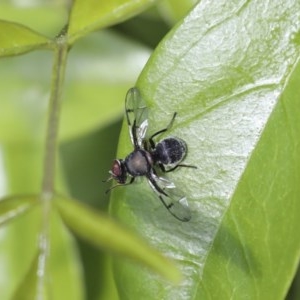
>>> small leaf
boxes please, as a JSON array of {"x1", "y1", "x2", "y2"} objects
[
  {"x1": 11, "y1": 252, "x2": 47, "y2": 300},
  {"x1": 11, "y1": 208, "x2": 84, "y2": 300},
  {"x1": 68, "y1": 0, "x2": 157, "y2": 43},
  {"x1": 0, "y1": 20, "x2": 52, "y2": 57},
  {"x1": 0, "y1": 4, "x2": 67, "y2": 38},
  {"x1": 0, "y1": 194, "x2": 39, "y2": 225},
  {"x1": 54, "y1": 195, "x2": 181, "y2": 283}
]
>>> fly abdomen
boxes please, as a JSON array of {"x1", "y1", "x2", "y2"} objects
[{"x1": 153, "y1": 138, "x2": 187, "y2": 165}]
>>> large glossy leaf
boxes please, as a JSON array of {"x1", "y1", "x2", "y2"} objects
[
  {"x1": 110, "y1": 0, "x2": 300, "y2": 299},
  {"x1": 68, "y1": 0, "x2": 157, "y2": 43}
]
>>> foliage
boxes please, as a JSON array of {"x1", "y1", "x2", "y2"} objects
[{"x1": 0, "y1": 0, "x2": 299, "y2": 299}]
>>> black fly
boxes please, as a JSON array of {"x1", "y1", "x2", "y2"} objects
[{"x1": 105, "y1": 87, "x2": 196, "y2": 221}]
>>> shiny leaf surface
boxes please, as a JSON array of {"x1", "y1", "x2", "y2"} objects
[{"x1": 110, "y1": 0, "x2": 300, "y2": 298}]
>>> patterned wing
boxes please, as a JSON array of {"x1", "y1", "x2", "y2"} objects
[
  {"x1": 125, "y1": 87, "x2": 148, "y2": 148},
  {"x1": 147, "y1": 173, "x2": 191, "y2": 222}
]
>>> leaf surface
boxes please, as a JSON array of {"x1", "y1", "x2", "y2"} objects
[
  {"x1": 11, "y1": 208, "x2": 83, "y2": 300},
  {"x1": 110, "y1": 0, "x2": 300, "y2": 298},
  {"x1": 0, "y1": 144, "x2": 84, "y2": 299},
  {"x1": 0, "y1": 195, "x2": 38, "y2": 226},
  {"x1": 55, "y1": 195, "x2": 181, "y2": 283},
  {"x1": 68, "y1": 0, "x2": 157, "y2": 43},
  {"x1": 0, "y1": 4, "x2": 66, "y2": 38},
  {"x1": 0, "y1": 20, "x2": 52, "y2": 57}
]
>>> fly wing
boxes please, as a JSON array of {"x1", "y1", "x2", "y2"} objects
[
  {"x1": 160, "y1": 188, "x2": 191, "y2": 222},
  {"x1": 148, "y1": 174, "x2": 191, "y2": 222},
  {"x1": 125, "y1": 87, "x2": 148, "y2": 148}
]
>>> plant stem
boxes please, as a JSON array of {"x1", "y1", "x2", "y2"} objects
[
  {"x1": 37, "y1": 32, "x2": 68, "y2": 299},
  {"x1": 42, "y1": 37, "x2": 68, "y2": 199}
]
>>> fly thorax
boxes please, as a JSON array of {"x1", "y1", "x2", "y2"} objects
[{"x1": 125, "y1": 150, "x2": 153, "y2": 176}]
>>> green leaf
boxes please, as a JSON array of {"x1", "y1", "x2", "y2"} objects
[
  {"x1": 110, "y1": 0, "x2": 300, "y2": 298},
  {"x1": 11, "y1": 208, "x2": 84, "y2": 300},
  {"x1": 0, "y1": 201, "x2": 42, "y2": 299},
  {"x1": 11, "y1": 252, "x2": 47, "y2": 300},
  {"x1": 0, "y1": 143, "x2": 84, "y2": 298},
  {"x1": 0, "y1": 195, "x2": 38, "y2": 226},
  {"x1": 54, "y1": 195, "x2": 182, "y2": 283},
  {"x1": 68, "y1": 0, "x2": 157, "y2": 43},
  {"x1": 0, "y1": 3, "x2": 67, "y2": 38},
  {"x1": 198, "y1": 61, "x2": 300, "y2": 299},
  {"x1": 0, "y1": 20, "x2": 52, "y2": 57}
]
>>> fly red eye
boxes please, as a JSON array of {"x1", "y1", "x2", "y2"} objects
[
  {"x1": 111, "y1": 160, "x2": 121, "y2": 177},
  {"x1": 110, "y1": 159, "x2": 127, "y2": 184}
]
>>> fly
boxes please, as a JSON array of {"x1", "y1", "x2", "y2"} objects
[{"x1": 105, "y1": 87, "x2": 196, "y2": 221}]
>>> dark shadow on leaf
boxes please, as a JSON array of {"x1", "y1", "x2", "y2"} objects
[{"x1": 60, "y1": 119, "x2": 121, "y2": 300}]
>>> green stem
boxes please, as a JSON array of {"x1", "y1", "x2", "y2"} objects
[
  {"x1": 37, "y1": 32, "x2": 69, "y2": 298},
  {"x1": 41, "y1": 37, "x2": 68, "y2": 199}
]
